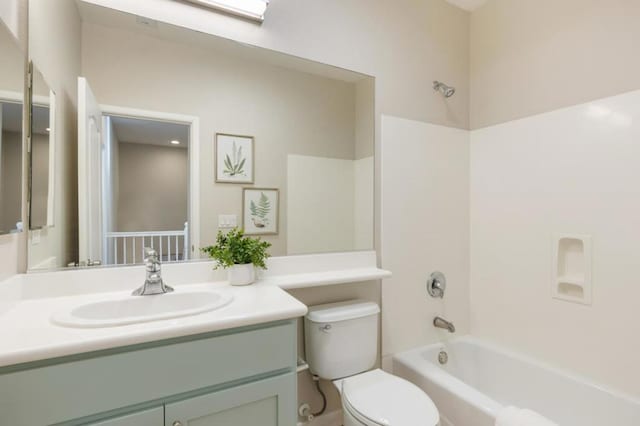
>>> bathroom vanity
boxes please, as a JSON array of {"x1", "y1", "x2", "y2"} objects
[
  {"x1": 0, "y1": 279, "x2": 307, "y2": 426},
  {"x1": 0, "y1": 252, "x2": 389, "y2": 426},
  {"x1": 0, "y1": 320, "x2": 297, "y2": 425}
]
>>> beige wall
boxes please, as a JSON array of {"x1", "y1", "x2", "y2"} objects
[
  {"x1": 0, "y1": 0, "x2": 26, "y2": 51},
  {"x1": 81, "y1": 22, "x2": 360, "y2": 256},
  {"x1": 470, "y1": 0, "x2": 640, "y2": 129},
  {"x1": 117, "y1": 142, "x2": 188, "y2": 232},
  {"x1": 355, "y1": 78, "x2": 375, "y2": 159},
  {"x1": 84, "y1": 0, "x2": 471, "y2": 130},
  {"x1": 28, "y1": 0, "x2": 81, "y2": 268},
  {"x1": 0, "y1": 21, "x2": 24, "y2": 93}
]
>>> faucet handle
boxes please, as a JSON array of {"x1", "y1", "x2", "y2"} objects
[{"x1": 427, "y1": 271, "x2": 447, "y2": 298}]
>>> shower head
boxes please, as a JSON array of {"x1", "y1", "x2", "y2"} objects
[{"x1": 433, "y1": 81, "x2": 456, "y2": 98}]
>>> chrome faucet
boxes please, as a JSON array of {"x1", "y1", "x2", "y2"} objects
[
  {"x1": 132, "y1": 248, "x2": 174, "y2": 296},
  {"x1": 433, "y1": 316, "x2": 455, "y2": 333}
]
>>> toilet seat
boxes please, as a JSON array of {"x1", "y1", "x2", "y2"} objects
[{"x1": 335, "y1": 369, "x2": 439, "y2": 426}]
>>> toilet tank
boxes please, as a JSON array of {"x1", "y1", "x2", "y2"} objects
[{"x1": 304, "y1": 300, "x2": 380, "y2": 380}]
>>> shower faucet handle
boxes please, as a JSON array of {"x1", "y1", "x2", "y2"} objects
[{"x1": 427, "y1": 271, "x2": 447, "y2": 298}]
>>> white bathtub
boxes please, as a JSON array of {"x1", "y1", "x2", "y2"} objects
[{"x1": 392, "y1": 336, "x2": 640, "y2": 426}]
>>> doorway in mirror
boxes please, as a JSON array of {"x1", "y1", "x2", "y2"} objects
[{"x1": 77, "y1": 77, "x2": 196, "y2": 267}]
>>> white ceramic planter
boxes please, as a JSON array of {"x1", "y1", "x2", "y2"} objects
[{"x1": 228, "y1": 263, "x2": 256, "y2": 286}]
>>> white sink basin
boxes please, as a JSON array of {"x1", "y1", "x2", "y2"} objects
[{"x1": 52, "y1": 290, "x2": 234, "y2": 328}]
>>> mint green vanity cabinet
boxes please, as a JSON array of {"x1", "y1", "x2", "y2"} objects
[
  {"x1": 0, "y1": 320, "x2": 297, "y2": 426},
  {"x1": 88, "y1": 407, "x2": 164, "y2": 426},
  {"x1": 165, "y1": 373, "x2": 295, "y2": 426}
]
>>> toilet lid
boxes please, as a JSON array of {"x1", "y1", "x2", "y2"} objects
[{"x1": 342, "y1": 369, "x2": 439, "y2": 426}]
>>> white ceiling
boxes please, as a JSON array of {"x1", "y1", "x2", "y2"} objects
[
  {"x1": 445, "y1": 0, "x2": 489, "y2": 12},
  {"x1": 110, "y1": 116, "x2": 189, "y2": 148}
]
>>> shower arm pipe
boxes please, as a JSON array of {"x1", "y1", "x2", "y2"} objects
[{"x1": 433, "y1": 80, "x2": 455, "y2": 98}]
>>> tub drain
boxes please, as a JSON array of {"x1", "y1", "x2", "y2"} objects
[{"x1": 438, "y1": 350, "x2": 448, "y2": 365}]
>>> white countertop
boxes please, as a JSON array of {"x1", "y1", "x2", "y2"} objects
[
  {"x1": 0, "y1": 281, "x2": 307, "y2": 368},
  {"x1": 0, "y1": 251, "x2": 390, "y2": 368}
]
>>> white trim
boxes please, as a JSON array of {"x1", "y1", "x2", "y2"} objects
[
  {"x1": 0, "y1": 89, "x2": 23, "y2": 103},
  {"x1": 99, "y1": 104, "x2": 201, "y2": 259},
  {"x1": 77, "y1": 77, "x2": 100, "y2": 262},
  {"x1": 31, "y1": 94, "x2": 50, "y2": 107},
  {"x1": 183, "y1": 0, "x2": 268, "y2": 23},
  {"x1": 105, "y1": 230, "x2": 186, "y2": 237}
]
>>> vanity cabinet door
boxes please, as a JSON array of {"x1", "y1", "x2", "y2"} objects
[
  {"x1": 88, "y1": 406, "x2": 163, "y2": 426},
  {"x1": 165, "y1": 373, "x2": 296, "y2": 426}
]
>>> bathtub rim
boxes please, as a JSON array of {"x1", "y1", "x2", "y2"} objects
[
  {"x1": 393, "y1": 335, "x2": 640, "y2": 416},
  {"x1": 393, "y1": 338, "x2": 501, "y2": 419}
]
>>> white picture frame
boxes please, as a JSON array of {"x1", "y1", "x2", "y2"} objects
[
  {"x1": 243, "y1": 188, "x2": 279, "y2": 235},
  {"x1": 215, "y1": 133, "x2": 254, "y2": 183}
]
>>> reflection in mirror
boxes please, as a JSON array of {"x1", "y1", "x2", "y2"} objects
[
  {"x1": 29, "y1": 66, "x2": 55, "y2": 230},
  {"x1": 27, "y1": 1, "x2": 374, "y2": 272},
  {"x1": 96, "y1": 115, "x2": 190, "y2": 266},
  {"x1": 0, "y1": 18, "x2": 24, "y2": 235}
]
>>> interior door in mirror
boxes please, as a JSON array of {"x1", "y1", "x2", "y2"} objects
[
  {"x1": 28, "y1": 65, "x2": 55, "y2": 230},
  {"x1": 77, "y1": 77, "x2": 104, "y2": 265}
]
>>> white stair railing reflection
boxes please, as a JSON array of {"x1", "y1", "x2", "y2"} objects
[{"x1": 105, "y1": 222, "x2": 189, "y2": 265}]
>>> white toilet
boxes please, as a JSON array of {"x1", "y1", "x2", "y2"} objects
[{"x1": 304, "y1": 300, "x2": 440, "y2": 426}]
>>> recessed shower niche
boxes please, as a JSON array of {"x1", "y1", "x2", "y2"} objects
[{"x1": 552, "y1": 234, "x2": 592, "y2": 305}]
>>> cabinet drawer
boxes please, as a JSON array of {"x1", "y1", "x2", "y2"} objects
[
  {"x1": 88, "y1": 407, "x2": 163, "y2": 426},
  {"x1": 0, "y1": 321, "x2": 296, "y2": 426},
  {"x1": 165, "y1": 373, "x2": 296, "y2": 426}
]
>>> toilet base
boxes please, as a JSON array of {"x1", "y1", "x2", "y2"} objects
[
  {"x1": 342, "y1": 404, "x2": 365, "y2": 426},
  {"x1": 331, "y1": 369, "x2": 440, "y2": 426}
]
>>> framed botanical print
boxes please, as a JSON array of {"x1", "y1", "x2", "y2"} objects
[
  {"x1": 243, "y1": 188, "x2": 279, "y2": 235},
  {"x1": 215, "y1": 133, "x2": 254, "y2": 183}
]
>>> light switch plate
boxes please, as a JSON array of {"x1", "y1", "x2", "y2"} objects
[{"x1": 218, "y1": 214, "x2": 238, "y2": 229}]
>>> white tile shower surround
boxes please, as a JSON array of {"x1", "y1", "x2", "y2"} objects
[
  {"x1": 381, "y1": 89, "x2": 640, "y2": 415},
  {"x1": 380, "y1": 115, "x2": 471, "y2": 358},
  {"x1": 470, "y1": 88, "x2": 640, "y2": 397}
]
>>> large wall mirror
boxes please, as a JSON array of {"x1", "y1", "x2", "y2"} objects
[
  {"x1": 27, "y1": 0, "x2": 375, "y2": 271},
  {"x1": 0, "y1": 16, "x2": 25, "y2": 236}
]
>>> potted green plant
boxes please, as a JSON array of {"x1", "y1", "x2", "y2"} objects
[{"x1": 201, "y1": 228, "x2": 271, "y2": 286}]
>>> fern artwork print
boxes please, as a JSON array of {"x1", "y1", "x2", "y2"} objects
[
  {"x1": 243, "y1": 188, "x2": 279, "y2": 235},
  {"x1": 215, "y1": 133, "x2": 254, "y2": 183}
]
